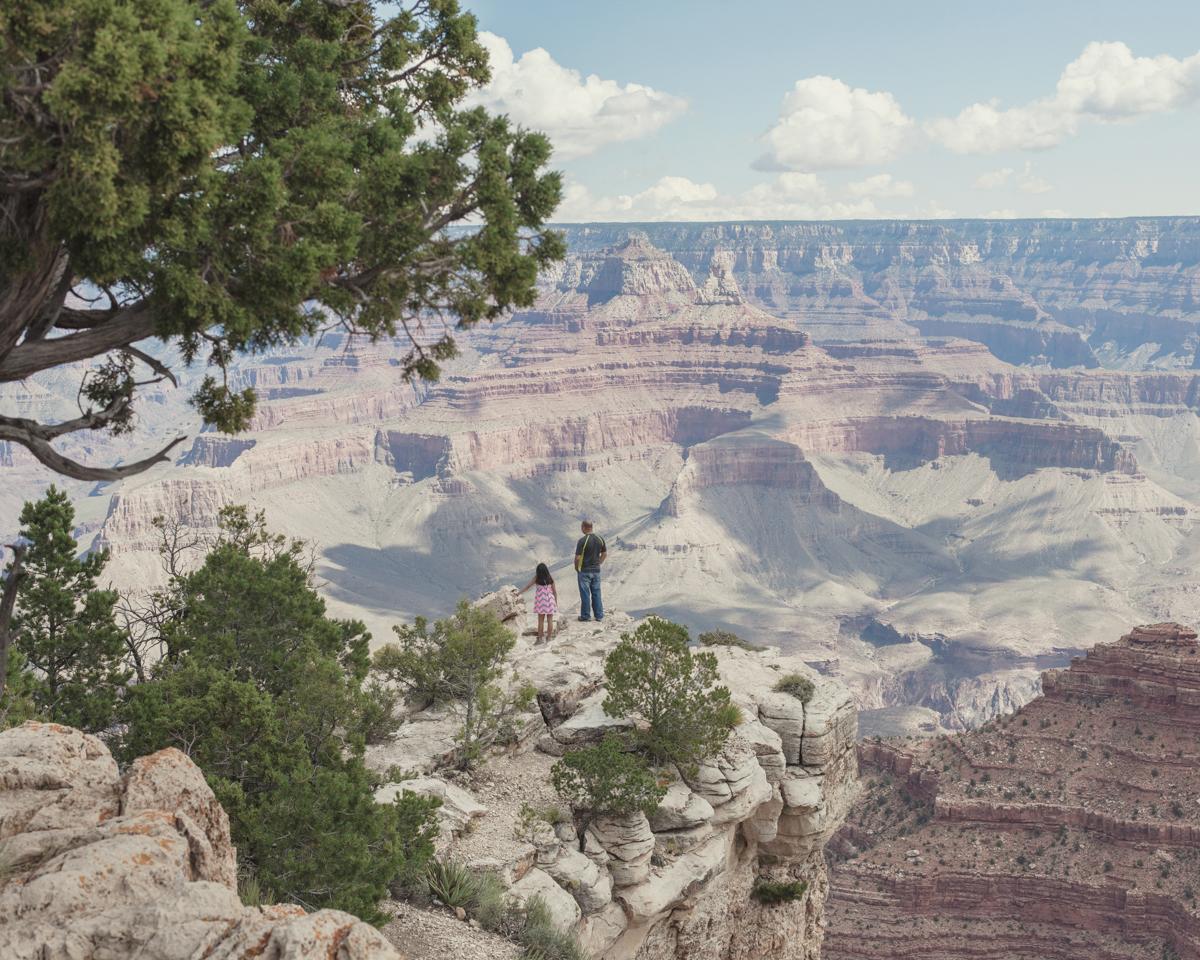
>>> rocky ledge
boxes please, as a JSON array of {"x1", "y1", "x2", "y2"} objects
[
  {"x1": 0, "y1": 722, "x2": 400, "y2": 960},
  {"x1": 823, "y1": 622, "x2": 1200, "y2": 960},
  {"x1": 366, "y1": 588, "x2": 860, "y2": 960}
]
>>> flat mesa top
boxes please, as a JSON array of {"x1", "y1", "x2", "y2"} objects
[{"x1": 1123, "y1": 622, "x2": 1199, "y2": 646}]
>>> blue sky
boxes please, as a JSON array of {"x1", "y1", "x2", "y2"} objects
[{"x1": 461, "y1": 0, "x2": 1200, "y2": 220}]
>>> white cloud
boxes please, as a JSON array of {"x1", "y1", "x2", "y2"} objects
[
  {"x1": 926, "y1": 41, "x2": 1200, "y2": 154},
  {"x1": 972, "y1": 167, "x2": 1014, "y2": 189},
  {"x1": 1018, "y1": 177, "x2": 1054, "y2": 194},
  {"x1": 755, "y1": 76, "x2": 915, "y2": 171},
  {"x1": 1040, "y1": 208, "x2": 1070, "y2": 218},
  {"x1": 841, "y1": 173, "x2": 916, "y2": 200},
  {"x1": 554, "y1": 172, "x2": 904, "y2": 222},
  {"x1": 464, "y1": 33, "x2": 689, "y2": 161},
  {"x1": 985, "y1": 209, "x2": 1019, "y2": 218}
]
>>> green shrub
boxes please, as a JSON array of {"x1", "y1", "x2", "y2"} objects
[
  {"x1": 750, "y1": 877, "x2": 809, "y2": 905},
  {"x1": 696, "y1": 629, "x2": 766, "y2": 652},
  {"x1": 470, "y1": 870, "x2": 509, "y2": 931},
  {"x1": 511, "y1": 894, "x2": 590, "y2": 960},
  {"x1": 774, "y1": 672, "x2": 815, "y2": 703},
  {"x1": 238, "y1": 875, "x2": 276, "y2": 907},
  {"x1": 375, "y1": 599, "x2": 536, "y2": 769},
  {"x1": 551, "y1": 734, "x2": 667, "y2": 849},
  {"x1": 602, "y1": 615, "x2": 736, "y2": 774},
  {"x1": 426, "y1": 856, "x2": 478, "y2": 908}
]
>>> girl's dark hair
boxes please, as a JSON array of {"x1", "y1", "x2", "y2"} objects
[{"x1": 535, "y1": 562, "x2": 553, "y2": 586}]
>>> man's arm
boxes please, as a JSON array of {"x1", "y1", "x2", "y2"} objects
[
  {"x1": 598, "y1": 551, "x2": 607, "y2": 565},
  {"x1": 574, "y1": 553, "x2": 582, "y2": 571}
]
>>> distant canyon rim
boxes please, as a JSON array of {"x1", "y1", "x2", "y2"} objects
[{"x1": 6, "y1": 217, "x2": 1200, "y2": 736}]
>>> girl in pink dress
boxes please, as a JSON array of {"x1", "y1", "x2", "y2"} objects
[{"x1": 519, "y1": 562, "x2": 558, "y2": 642}]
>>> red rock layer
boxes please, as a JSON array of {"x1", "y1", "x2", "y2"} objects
[{"x1": 824, "y1": 623, "x2": 1200, "y2": 960}]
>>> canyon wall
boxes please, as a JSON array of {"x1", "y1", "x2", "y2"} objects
[
  {"x1": 824, "y1": 622, "x2": 1200, "y2": 960},
  {"x1": 550, "y1": 219, "x2": 1200, "y2": 369}
]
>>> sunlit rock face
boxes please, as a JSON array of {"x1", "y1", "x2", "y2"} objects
[{"x1": 8, "y1": 227, "x2": 1200, "y2": 734}]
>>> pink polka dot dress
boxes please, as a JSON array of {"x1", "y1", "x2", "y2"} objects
[{"x1": 534, "y1": 582, "x2": 557, "y2": 615}]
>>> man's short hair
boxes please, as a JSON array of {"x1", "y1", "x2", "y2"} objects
[{"x1": 581, "y1": 520, "x2": 594, "y2": 532}]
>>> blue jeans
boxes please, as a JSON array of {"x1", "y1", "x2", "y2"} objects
[{"x1": 577, "y1": 570, "x2": 603, "y2": 621}]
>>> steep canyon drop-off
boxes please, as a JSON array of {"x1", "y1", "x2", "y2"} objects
[{"x1": 5, "y1": 219, "x2": 1200, "y2": 733}]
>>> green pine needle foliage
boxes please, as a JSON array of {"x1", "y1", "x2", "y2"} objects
[
  {"x1": 750, "y1": 877, "x2": 808, "y2": 905},
  {"x1": 602, "y1": 615, "x2": 737, "y2": 775},
  {"x1": 2, "y1": 0, "x2": 565, "y2": 444},
  {"x1": 117, "y1": 505, "x2": 437, "y2": 925},
  {"x1": 9, "y1": 486, "x2": 130, "y2": 732}
]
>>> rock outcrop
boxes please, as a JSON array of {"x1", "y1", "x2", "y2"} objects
[
  {"x1": 824, "y1": 622, "x2": 1200, "y2": 960},
  {"x1": 366, "y1": 604, "x2": 860, "y2": 960},
  {"x1": 0, "y1": 722, "x2": 400, "y2": 960}
]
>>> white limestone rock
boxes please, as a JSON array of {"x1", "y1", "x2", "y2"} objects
[
  {"x1": 648, "y1": 782, "x2": 714, "y2": 832},
  {"x1": 544, "y1": 845, "x2": 613, "y2": 914},
  {"x1": 549, "y1": 690, "x2": 632, "y2": 747},
  {"x1": 710, "y1": 763, "x2": 772, "y2": 826},
  {"x1": 578, "y1": 902, "x2": 628, "y2": 957},
  {"x1": 615, "y1": 828, "x2": 732, "y2": 925},
  {"x1": 591, "y1": 812, "x2": 654, "y2": 887},
  {"x1": 509, "y1": 867, "x2": 582, "y2": 934},
  {"x1": 374, "y1": 776, "x2": 487, "y2": 840}
]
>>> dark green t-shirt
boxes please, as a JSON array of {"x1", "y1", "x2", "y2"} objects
[{"x1": 575, "y1": 533, "x2": 606, "y2": 572}]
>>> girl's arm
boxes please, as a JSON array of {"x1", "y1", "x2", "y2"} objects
[
  {"x1": 518, "y1": 577, "x2": 536, "y2": 594},
  {"x1": 551, "y1": 582, "x2": 558, "y2": 601}
]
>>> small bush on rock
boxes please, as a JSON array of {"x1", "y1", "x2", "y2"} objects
[
  {"x1": 375, "y1": 599, "x2": 535, "y2": 769},
  {"x1": 774, "y1": 672, "x2": 815, "y2": 703},
  {"x1": 696, "y1": 628, "x2": 767, "y2": 652},
  {"x1": 750, "y1": 877, "x2": 809, "y2": 905},
  {"x1": 551, "y1": 733, "x2": 667, "y2": 849},
  {"x1": 602, "y1": 615, "x2": 736, "y2": 775},
  {"x1": 511, "y1": 894, "x2": 591, "y2": 960}
]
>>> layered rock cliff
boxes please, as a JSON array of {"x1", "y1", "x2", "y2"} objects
[
  {"x1": 0, "y1": 722, "x2": 400, "y2": 960},
  {"x1": 824, "y1": 622, "x2": 1200, "y2": 960},
  {"x1": 548, "y1": 219, "x2": 1200, "y2": 370},
  {"x1": 8, "y1": 232, "x2": 1200, "y2": 736},
  {"x1": 367, "y1": 591, "x2": 860, "y2": 960}
]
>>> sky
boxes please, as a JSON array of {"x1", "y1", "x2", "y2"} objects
[{"x1": 459, "y1": 0, "x2": 1200, "y2": 222}]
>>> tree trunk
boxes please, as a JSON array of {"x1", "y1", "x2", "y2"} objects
[
  {"x1": 0, "y1": 543, "x2": 28, "y2": 697},
  {"x1": 0, "y1": 193, "x2": 69, "y2": 364}
]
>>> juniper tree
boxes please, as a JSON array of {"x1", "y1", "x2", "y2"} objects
[
  {"x1": 602, "y1": 614, "x2": 736, "y2": 775},
  {"x1": 118, "y1": 505, "x2": 420, "y2": 921},
  {"x1": 7, "y1": 486, "x2": 129, "y2": 731},
  {"x1": 0, "y1": 0, "x2": 564, "y2": 482},
  {"x1": 374, "y1": 598, "x2": 535, "y2": 769},
  {"x1": 551, "y1": 734, "x2": 667, "y2": 851}
]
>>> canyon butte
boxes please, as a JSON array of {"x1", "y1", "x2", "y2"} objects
[{"x1": 5, "y1": 218, "x2": 1200, "y2": 737}]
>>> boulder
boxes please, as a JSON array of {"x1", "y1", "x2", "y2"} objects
[
  {"x1": 742, "y1": 784, "x2": 784, "y2": 844},
  {"x1": 544, "y1": 844, "x2": 613, "y2": 913},
  {"x1": 648, "y1": 782, "x2": 714, "y2": 832},
  {"x1": 374, "y1": 776, "x2": 487, "y2": 839},
  {"x1": 799, "y1": 683, "x2": 857, "y2": 769},
  {"x1": 578, "y1": 902, "x2": 629, "y2": 957},
  {"x1": 471, "y1": 585, "x2": 525, "y2": 623},
  {"x1": 615, "y1": 829, "x2": 731, "y2": 925},
  {"x1": 0, "y1": 722, "x2": 401, "y2": 960},
  {"x1": 509, "y1": 867, "x2": 582, "y2": 934},
  {"x1": 653, "y1": 822, "x2": 714, "y2": 854},
  {"x1": 591, "y1": 812, "x2": 655, "y2": 886},
  {"x1": 684, "y1": 735, "x2": 759, "y2": 806},
  {"x1": 548, "y1": 690, "x2": 632, "y2": 747},
  {"x1": 739, "y1": 720, "x2": 786, "y2": 782},
  {"x1": 757, "y1": 693, "x2": 806, "y2": 765},
  {"x1": 710, "y1": 763, "x2": 772, "y2": 826}
]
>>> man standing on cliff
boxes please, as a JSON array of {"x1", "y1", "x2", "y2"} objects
[{"x1": 575, "y1": 520, "x2": 607, "y2": 622}]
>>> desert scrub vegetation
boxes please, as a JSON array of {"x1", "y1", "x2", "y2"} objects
[
  {"x1": 774, "y1": 672, "x2": 816, "y2": 703},
  {"x1": 751, "y1": 877, "x2": 809, "y2": 905},
  {"x1": 696, "y1": 628, "x2": 767, "y2": 652},
  {"x1": 374, "y1": 599, "x2": 536, "y2": 770}
]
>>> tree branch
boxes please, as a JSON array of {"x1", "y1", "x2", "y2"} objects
[
  {"x1": 0, "y1": 301, "x2": 156, "y2": 381},
  {"x1": 0, "y1": 407, "x2": 187, "y2": 481}
]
